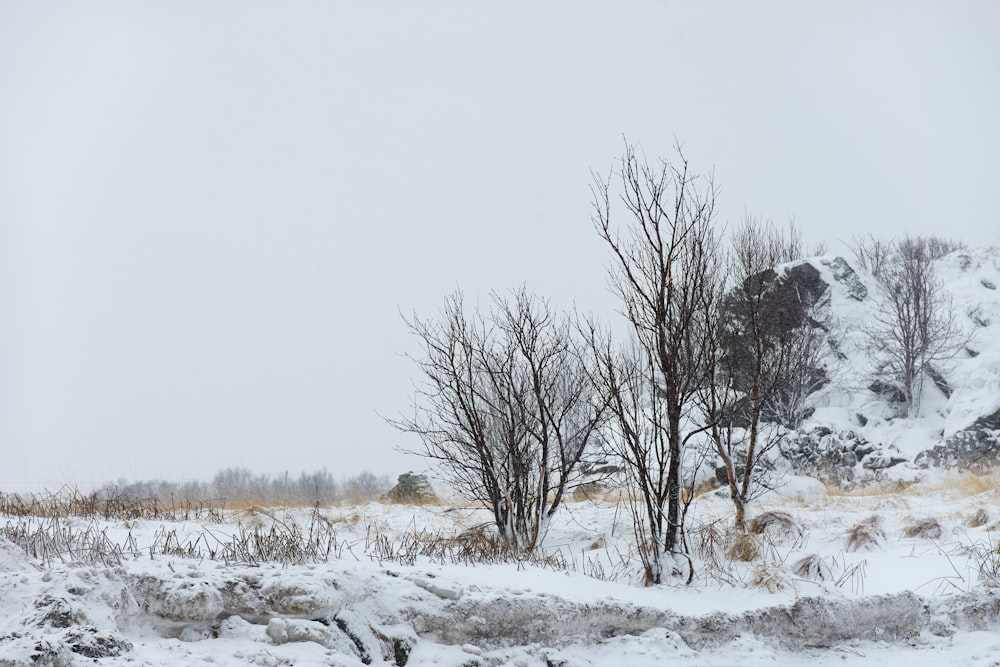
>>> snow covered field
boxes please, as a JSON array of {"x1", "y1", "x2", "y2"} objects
[
  {"x1": 3, "y1": 477, "x2": 1000, "y2": 666},
  {"x1": 3, "y1": 248, "x2": 998, "y2": 665}
]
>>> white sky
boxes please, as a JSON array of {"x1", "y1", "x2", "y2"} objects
[{"x1": 2, "y1": 1, "x2": 999, "y2": 492}]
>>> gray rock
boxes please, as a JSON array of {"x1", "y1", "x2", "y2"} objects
[
  {"x1": 820, "y1": 256, "x2": 869, "y2": 301},
  {"x1": 387, "y1": 473, "x2": 439, "y2": 505},
  {"x1": 64, "y1": 626, "x2": 132, "y2": 659},
  {"x1": 916, "y1": 408, "x2": 1000, "y2": 471}
]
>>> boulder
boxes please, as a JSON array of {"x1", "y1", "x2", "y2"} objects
[
  {"x1": 386, "y1": 473, "x2": 439, "y2": 505},
  {"x1": 717, "y1": 259, "x2": 830, "y2": 428}
]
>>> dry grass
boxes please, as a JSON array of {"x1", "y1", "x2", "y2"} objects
[
  {"x1": 969, "y1": 508, "x2": 991, "y2": 528},
  {"x1": 682, "y1": 478, "x2": 721, "y2": 504},
  {"x1": 970, "y1": 540, "x2": 1000, "y2": 587},
  {"x1": 1, "y1": 506, "x2": 346, "y2": 567},
  {"x1": 903, "y1": 518, "x2": 943, "y2": 540},
  {"x1": 846, "y1": 516, "x2": 885, "y2": 552},
  {"x1": 727, "y1": 533, "x2": 761, "y2": 562},
  {"x1": 0, "y1": 487, "x2": 225, "y2": 523},
  {"x1": 938, "y1": 470, "x2": 1000, "y2": 496},
  {"x1": 899, "y1": 471, "x2": 1000, "y2": 498},
  {"x1": 749, "y1": 511, "x2": 802, "y2": 542},
  {"x1": 0, "y1": 489, "x2": 624, "y2": 578},
  {"x1": 791, "y1": 554, "x2": 833, "y2": 582},
  {"x1": 824, "y1": 479, "x2": 915, "y2": 497}
]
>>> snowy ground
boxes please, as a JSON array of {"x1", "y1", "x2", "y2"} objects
[{"x1": 3, "y1": 476, "x2": 1000, "y2": 666}]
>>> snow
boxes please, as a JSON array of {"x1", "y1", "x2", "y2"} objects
[
  {"x1": 4, "y1": 249, "x2": 1000, "y2": 665},
  {"x1": 794, "y1": 248, "x2": 1000, "y2": 470},
  {"x1": 3, "y1": 483, "x2": 1000, "y2": 666}
]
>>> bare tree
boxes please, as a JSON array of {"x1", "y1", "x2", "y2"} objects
[
  {"x1": 867, "y1": 235, "x2": 965, "y2": 416},
  {"x1": 592, "y1": 142, "x2": 720, "y2": 556},
  {"x1": 923, "y1": 235, "x2": 966, "y2": 260},
  {"x1": 587, "y1": 327, "x2": 674, "y2": 584},
  {"x1": 393, "y1": 288, "x2": 607, "y2": 553},
  {"x1": 704, "y1": 217, "x2": 827, "y2": 531},
  {"x1": 849, "y1": 234, "x2": 894, "y2": 279}
]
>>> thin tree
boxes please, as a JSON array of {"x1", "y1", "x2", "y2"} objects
[
  {"x1": 867, "y1": 236, "x2": 965, "y2": 416},
  {"x1": 849, "y1": 234, "x2": 894, "y2": 280},
  {"x1": 393, "y1": 288, "x2": 607, "y2": 553},
  {"x1": 592, "y1": 142, "x2": 720, "y2": 556},
  {"x1": 705, "y1": 218, "x2": 826, "y2": 531},
  {"x1": 587, "y1": 327, "x2": 674, "y2": 584}
]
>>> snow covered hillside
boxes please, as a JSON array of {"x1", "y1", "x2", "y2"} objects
[{"x1": 774, "y1": 246, "x2": 1000, "y2": 486}]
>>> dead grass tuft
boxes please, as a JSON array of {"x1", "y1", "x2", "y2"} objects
[
  {"x1": 749, "y1": 511, "x2": 802, "y2": 542},
  {"x1": 791, "y1": 554, "x2": 833, "y2": 582},
  {"x1": 903, "y1": 518, "x2": 943, "y2": 540},
  {"x1": 748, "y1": 564, "x2": 789, "y2": 592},
  {"x1": 846, "y1": 516, "x2": 885, "y2": 552},
  {"x1": 969, "y1": 508, "x2": 991, "y2": 528},
  {"x1": 727, "y1": 533, "x2": 761, "y2": 562},
  {"x1": 966, "y1": 538, "x2": 1000, "y2": 588}
]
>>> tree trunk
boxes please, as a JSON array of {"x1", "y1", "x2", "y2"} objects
[{"x1": 664, "y1": 409, "x2": 683, "y2": 553}]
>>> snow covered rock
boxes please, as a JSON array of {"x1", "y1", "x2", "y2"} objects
[
  {"x1": 742, "y1": 592, "x2": 923, "y2": 646},
  {"x1": 63, "y1": 625, "x2": 132, "y2": 659},
  {"x1": 266, "y1": 617, "x2": 331, "y2": 646},
  {"x1": 917, "y1": 407, "x2": 1000, "y2": 470},
  {"x1": 150, "y1": 577, "x2": 224, "y2": 622},
  {"x1": 386, "y1": 473, "x2": 439, "y2": 505},
  {"x1": 407, "y1": 574, "x2": 463, "y2": 600}
]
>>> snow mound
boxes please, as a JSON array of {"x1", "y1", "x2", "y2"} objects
[{"x1": 0, "y1": 536, "x2": 32, "y2": 572}]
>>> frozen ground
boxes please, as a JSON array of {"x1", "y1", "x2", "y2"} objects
[
  {"x1": 4, "y1": 247, "x2": 999, "y2": 665},
  {"x1": 3, "y1": 476, "x2": 1000, "y2": 666}
]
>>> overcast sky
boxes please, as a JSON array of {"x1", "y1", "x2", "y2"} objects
[{"x1": 2, "y1": 1, "x2": 999, "y2": 492}]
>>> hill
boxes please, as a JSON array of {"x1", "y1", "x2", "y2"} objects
[{"x1": 770, "y1": 246, "x2": 1000, "y2": 487}]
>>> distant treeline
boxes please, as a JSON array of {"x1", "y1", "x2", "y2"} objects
[{"x1": 102, "y1": 467, "x2": 392, "y2": 507}]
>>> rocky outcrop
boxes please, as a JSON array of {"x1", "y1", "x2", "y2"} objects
[
  {"x1": 717, "y1": 260, "x2": 831, "y2": 429},
  {"x1": 916, "y1": 407, "x2": 1000, "y2": 471},
  {"x1": 818, "y1": 256, "x2": 868, "y2": 301},
  {"x1": 780, "y1": 427, "x2": 907, "y2": 487}
]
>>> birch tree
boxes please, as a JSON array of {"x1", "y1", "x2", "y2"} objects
[
  {"x1": 592, "y1": 142, "x2": 720, "y2": 557},
  {"x1": 394, "y1": 288, "x2": 607, "y2": 553}
]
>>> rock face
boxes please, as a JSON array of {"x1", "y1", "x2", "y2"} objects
[
  {"x1": 710, "y1": 249, "x2": 1000, "y2": 487},
  {"x1": 818, "y1": 256, "x2": 868, "y2": 301},
  {"x1": 780, "y1": 427, "x2": 908, "y2": 487},
  {"x1": 386, "y1": 473, "x2": 439, "y2": 505},
  {"x1": 718, "y1": 260, "x2": 830, "y2": 429},
  {"x1": 916, "y1": 407, "x2": 1000, "y2": 471}
]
